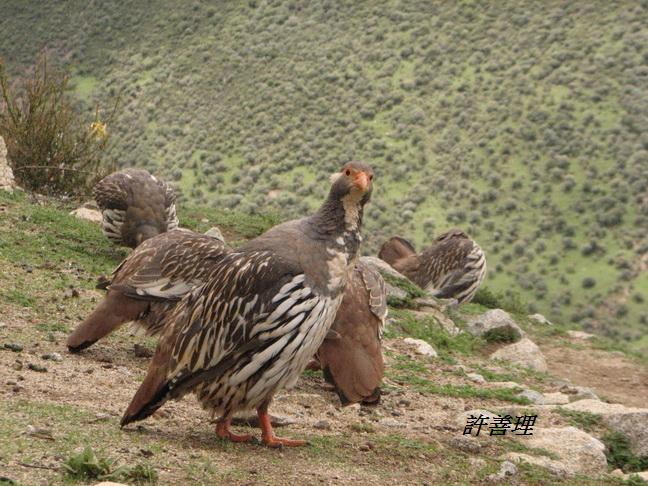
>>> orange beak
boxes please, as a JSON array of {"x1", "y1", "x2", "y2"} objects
[{"x1": 353, "y1": 171, "x2": 371, "y2": 192}]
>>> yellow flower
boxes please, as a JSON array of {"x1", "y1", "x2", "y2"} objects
[{"x1": 89, "y1": 121, "x2": 107, "y2": 140}]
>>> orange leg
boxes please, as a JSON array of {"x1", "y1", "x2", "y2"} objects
[
  {"x1": 257, "y1": 403, "x2": 307, "y2": 448},
  {"x1": 215, "y1": 418, "x2": 254, "y2": 443}
]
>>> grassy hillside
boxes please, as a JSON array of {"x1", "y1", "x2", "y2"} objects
[
  {"x1": 2, "y1": 190, "x2": 648, "y2": 485},
  {"x1": 0, "y1": 1, "x2": 646, "y2": 349}
]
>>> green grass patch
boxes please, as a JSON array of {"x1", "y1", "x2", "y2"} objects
[
  {"x1": 555, "y1": 408, "x2": 603, "y2": 432},
  {"x1": 602, "y1": 431, "x2": 648, "y2": 473}
]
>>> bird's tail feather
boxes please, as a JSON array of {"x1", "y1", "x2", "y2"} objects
[{"x1": 66, "y1": 291, "x2": 147, "y2": 352}]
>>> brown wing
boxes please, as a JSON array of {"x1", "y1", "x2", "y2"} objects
[
  {"x1": 109, "y1": 229, "x2": 230, "y2": 301},
  {"x1": 317, "y1": 264, "x2": 385, "y2": 405}
]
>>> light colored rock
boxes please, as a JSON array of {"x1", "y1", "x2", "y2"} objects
[
  {"x1": 528, "y1": 313, "x2": 552, "y2": 325},
  {"x1": 456, "y1": 409, "x2": 495, "y2": 434},
  {"x1": 414, "y1": 305, "x2": 461, "y2": 336},
  {"x1": 70, "y1": 207, "x2": 103, "y2": 223},
  {"x1": 487, "y1": 460, "x2": 517, "y2": 482},
  {"x1": 488, "y1": 381, "x2": 523, "y2": 389},
  {"x1": 560, "y1": 384, "x2": 599, "y2": 402},
  {"x1": 0, "y1": 136, "x2": 16, "y2": 191},
  {"x1": 515, "y1": 426, "x2": 607, "y2": 476},
  {"x1": 204, "y1": 226, "x2": 225, "y2": 242},
  {"x1": 466, "y1": 373, "x2": 486, "y2": 384},
  {"x1": 449, "y1": 435, "x2": 482, "y2": 453},
  {"x1": 518, "y1": 389, "x2": 544, "y2": 404},
  {"x1": 467, "y1": 309, "x2": 524, "y2": 340},
  {"x1": 623, "y1": 471, "x2": 648, "y2": 481},
  {"x1": 403, "y1": 338, "x2": 437, "y2": 357},
  {"x1": 504, "y1": 453, "x2": 569, "y2": 478},
  {"x1": 540, "y1": 392, "x2": 570, "y2": 405},
  {"x1": 566, "y1": 330, "x2": 595, "y2": 340},
  {"x1": 562, "y1": 399, "x2": 648, "y2": 457},
  {"x1": 490, "y1": 338, "x2": 548, "y2": 373}
]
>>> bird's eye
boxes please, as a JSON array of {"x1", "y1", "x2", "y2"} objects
[{"x1": 345, "y1": 169, "x2": 351, "y2": 176}]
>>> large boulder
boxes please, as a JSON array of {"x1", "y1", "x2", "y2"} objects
[
  {"x1": 562, "y1": 399, "x2": 648, "y2": 457},
  {"x1": 0, "y1": 136, "x2": 16, "y2": 191},
  {"x1": 490, "y1": 338, "x2": 548, "y2": 373},
  {"x1": 508, "y1": 426, "x2": 607, "y2": 476},
  {"x1": 467, "y1": 309, "x2": 524, "y2": 341}
]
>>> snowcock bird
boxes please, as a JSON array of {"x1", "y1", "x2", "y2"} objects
[
  {"x1": 94, "y1": 168, "x2": 179, "y2": 248},
  {"x1": 378, "y1": 229, "x2": 486, "y2": 304},
  {"x1": 120, "y1": 162, "x2": 374, "y2": 447}
]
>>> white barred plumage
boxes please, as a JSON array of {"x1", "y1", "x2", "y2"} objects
[
  {"x1": 379, "y1": 229, "x2": 487, "y2": 305},
  {"x1": 94, "y1": 168, "x2": 179, "y2": 248},
  {"x1": 120, "y1": 162, "x2": 375, "y2": 447}
]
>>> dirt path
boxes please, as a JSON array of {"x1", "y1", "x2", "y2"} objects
[{"x1": 540, "y1": 339, "x2": 648, "y2": 408}]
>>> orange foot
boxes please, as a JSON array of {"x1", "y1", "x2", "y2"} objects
[
  {"x1": 257, "y1": 405, "x2": 308, "y2": 448},
  {"x1": 215, "y1": 419, "x2": 254, "y2": 443}
]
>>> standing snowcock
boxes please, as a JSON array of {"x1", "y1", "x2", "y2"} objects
[
  {"x1": 120, "y1": 162, "x2": 374, "y2": 447},
  {"x1": 94, "y1": 168, "x2": 179, "y2": 248}
]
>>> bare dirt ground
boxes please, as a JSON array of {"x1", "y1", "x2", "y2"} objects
[
  {"x1": 540, "y1": 339, "x2": 648, "y2": 409},
  {"x1": 2, "y1": 302, "x2": 645, "y2": 485}
]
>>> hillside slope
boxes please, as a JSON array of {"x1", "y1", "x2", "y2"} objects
[
  {"x1": 1, "y1": 191, "x2": 648, "y2": 485},
  {"x1": 0, "y1": 1, "x2": 646, "y2": 347}
]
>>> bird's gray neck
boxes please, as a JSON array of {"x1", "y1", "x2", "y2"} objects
[{"x1": 310, "y1": 194, "x2": 364, "y2": 262}]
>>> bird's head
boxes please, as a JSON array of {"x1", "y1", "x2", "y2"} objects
[
  {"x1": 134, "y1": 224, "x2": 160, "y2": 247},
  {"x1": 328, "y1": 161, "x2": 374, "y2": 205}
]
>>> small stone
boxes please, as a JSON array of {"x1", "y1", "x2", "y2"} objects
[
  {"x1": 359, "y1": 444, "x2": 371, "y2": 452},
  {"x1": 403, "y1": 338, "x2": 437, "y2": 357},
  {"x1": 313, "y1": 420, "x2": 331, "y2": 430},
  {"x1": 12, "y1": 360, "x2": 23, "y2": 371},
  {"x1": 487, "y1": 461, "x2": 517, "y2": 482},
  {"x1": 3, "y1": 343, "x2": 23, "y2": 352},
  {"x1": 449, "y1": 436, "x2": 482, "y2": 453},
  {"x1": 490, "y1": 338, "x2": 548, "y2": 373},
  {"x1": 398, "y1": 398, "x2": 411, "y2": 407},
  {"x1": 466, "y1": 373, "x2": 486, "y2": 384},
  {"x1": 27, "y1": 363, "x2": 47, "y2": 372},
  {"x1": 566, "y1": 330, "x2": 595, "y2": 340},
  {"x1": 518, "y1": 389, "x2": 544, "y2": 404},
  {"x1": 25, "y1": 425, "x2": 54, "y2": 440},
  {"x1": 12, "y1": 384, "x2": 24, "y2": 393},
  {"x1": 540, "y1": 392, "x2": 570, "y2": 405},
  {"x1": 42, "y1": 352, "x2": 63, "y2": 362},
  {"x1": 528, "y1": 313, "x2": 552, "y2": 325},
  {"x1": 69, "y1": 207, "x2": 102, "y2": 223},
  {"x1": 467, "y1": 309, "x2": 524, "y2": 341}
]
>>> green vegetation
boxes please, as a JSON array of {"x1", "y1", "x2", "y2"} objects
[
  {"x1": 555, "y1": 408, "x2": 603, "y2": 433},
  {"x1": 63, "y1": 446, "x2": 158, "y2": 483},
  {"x1": 1, "y1": 1, "x2": 647, "y2": 348},
  {"x1": 389, "y1": 354, "x2": 530, "y2": 404},
  {"x1": 387, "y1": 309, "x2": 483, "y2": 362},
  {"x1": 0, "y1": 54, "x2": 118, "y2": 196},
  {"x1": 602, "y1": 431, "x2": 648, "y2": 473}
]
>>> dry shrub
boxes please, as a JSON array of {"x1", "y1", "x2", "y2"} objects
[{"x1": 0, "y1": 53, "x2": 119, "y2": 196}]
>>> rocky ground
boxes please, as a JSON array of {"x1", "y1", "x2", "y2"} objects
[{"x1": 1, "y1": 191, "x2": 647, "y2": 485}]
